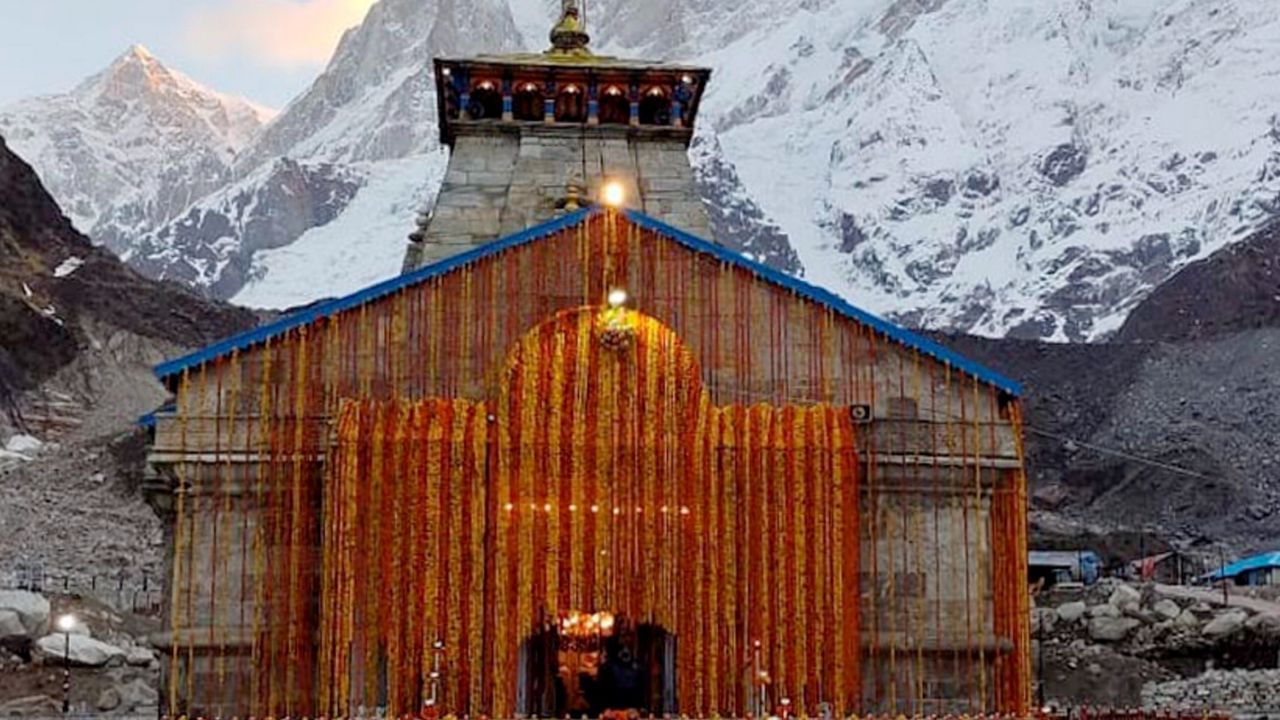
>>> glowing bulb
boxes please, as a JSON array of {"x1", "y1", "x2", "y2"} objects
[
  {"x1": 601, "y1": 180, "x2": 626, "y2": 208},
  {"x1": 543, "y1": 503, "x2": 552, "y2": 512},
  {"x1": 607, "y1": 288, "x2": 628, "y2": 308},
  {"x1": 569, "y1": 504, "x2": 578, "y2": 512},
  {"x1": 680, "y1": 506, "x2": 691, "y2": 515},
  {"x1": 682, "y1": 74, "x2": 694, "y2": 85},
  {"x1": 442, "y1": 67, "x2": 452, "y2": 77},
  {"x1": 504, "y1": 502, "x2": 514, "y2": 512},
  {"x1": 612, "y1": 507, "x2": 621, "y2": 515},
  {"x1": 590, "y1": 504, "x2": 600, "y2": 513},
  {"x1": 57, "y1": 614, "x2": 76, "y2": 633}
]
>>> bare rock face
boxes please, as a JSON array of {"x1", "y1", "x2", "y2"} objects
[{"x1": 1117, "y1": 220, "x2": 1280, "y2": 343}]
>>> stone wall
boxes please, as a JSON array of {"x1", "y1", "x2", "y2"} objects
[{"x1": 404, "y1": 126, "x2": 713, "y2": 270}]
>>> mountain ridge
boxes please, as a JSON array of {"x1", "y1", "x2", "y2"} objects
[{"x1": 5, "y1": 0, "x2": 1280, "y2": 342}]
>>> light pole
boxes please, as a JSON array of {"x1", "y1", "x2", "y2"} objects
[{"x1": 57, "y1": 614, "x2": 77, "y2": 714}]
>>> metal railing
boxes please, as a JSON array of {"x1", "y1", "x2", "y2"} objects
[{"x1": 1, "y1": 563, "x2": 163, "y2": 616}]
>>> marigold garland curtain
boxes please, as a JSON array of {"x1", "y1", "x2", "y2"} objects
[{"x1": 319, "y1": 309, "x2": 862, "y2": 717}]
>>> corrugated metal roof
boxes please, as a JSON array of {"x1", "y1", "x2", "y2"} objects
[
  {"x1": 1203, "y1": 551, "x2": 1280, "y2": 581},
  {"x1": 1028, "y1": 551, "x2": 1097, "y2": 568},
  {"x1": 152, "y1": 208, "x2": 1022, "y2": 396}
]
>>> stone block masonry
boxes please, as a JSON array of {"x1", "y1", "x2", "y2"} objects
[{"x1": 404, "y1": 126, "x2": 713, "y2": 270}]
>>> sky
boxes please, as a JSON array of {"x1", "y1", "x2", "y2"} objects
[{"x1": 0, "y1": 0, "x2": 379, "y2": 109}]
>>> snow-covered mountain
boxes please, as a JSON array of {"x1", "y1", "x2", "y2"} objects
[
  {"x1": 0, "y1": 45, "x2": 274, "y2": 258},
  {"x1": 7, "y1": 0, "x2": 1280, "y2": 341}
]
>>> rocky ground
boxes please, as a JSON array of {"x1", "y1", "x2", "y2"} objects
[
  {"x1": 0, "y1": 136, "x2": 254, "y2": 583},
  {"x1": 0, "y1": 590, "x2": 161, "y2": 717},
  {"x1": 1035, "y1": 579, "x2": 1280, "y2": 712}
]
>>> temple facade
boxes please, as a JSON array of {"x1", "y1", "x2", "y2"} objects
[{"x1": 145, "y1": 5, "x2": 1031, "y2": 719}]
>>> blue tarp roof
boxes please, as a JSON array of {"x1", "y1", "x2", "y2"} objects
[
  {"x1": 152, "y1": 207, "x2": 1022, "y2": 396},
  {"x1": 1203, "y1": 551, "x2": 1280, "y2": 581}
]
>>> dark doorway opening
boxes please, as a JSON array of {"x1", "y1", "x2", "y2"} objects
[{"x1": 520, "y1": 612, "x2": 676, "y2": 717}]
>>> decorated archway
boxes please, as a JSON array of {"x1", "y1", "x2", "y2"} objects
[{"x1": 319, "y1": 307, "x2": 863, "y2": 718}]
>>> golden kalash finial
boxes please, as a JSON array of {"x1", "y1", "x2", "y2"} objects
[{"x1": 549, "y1": 0, "x2": 591, "y2": 55}]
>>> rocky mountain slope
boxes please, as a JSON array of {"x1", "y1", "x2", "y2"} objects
[
  {"x1": 0, "y1": 46, "x2": 272, "y2": 262},
  {"x1": 1116, "y1": 220, "x2": 1280, "y2": 344},
  {"x1": 0, "y1": 134, "x2": 254, "y2": 577},
  {"x1": 948, "y1": 220, "x2": 1280, "y2": 556},
  {"x1": 12, "y1": 1, "x2": 1278, "y2": 342}
]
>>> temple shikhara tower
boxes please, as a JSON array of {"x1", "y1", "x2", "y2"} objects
[{"x1": 145, "y1": 4, "x2": 1032, "y2": 718}]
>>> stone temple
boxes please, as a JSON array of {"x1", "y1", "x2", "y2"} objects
[
  {"x1": 402, "y1": 2, "x2": 711, "y2": 269},
  {"x1": 145, "y1": 4, "x2": 1032, "y2": 718}
]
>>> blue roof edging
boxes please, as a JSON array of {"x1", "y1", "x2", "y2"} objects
[
  {"x1": 1203, "y1": 551, "x2": 1280, "y2": 581},
  {"x1": 154, "y1": 206, "x2": 1021, "y2": 397},
  {"x1": 623, "y1": 210, "x2": 1023, "y2": 396},
  {"x1": 154, "y1": 208, "x2": 599, "y2": 380}
]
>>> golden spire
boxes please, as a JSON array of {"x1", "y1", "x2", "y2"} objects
[{"x1": 549, "y1": 0, "x2": 591, "y2": 56}]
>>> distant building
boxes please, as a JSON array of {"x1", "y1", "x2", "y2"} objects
[
  {"x1": 1202, "y1": 551, "x2": 1280, "y2": 587},
  {"x1": 1028, "y1": 550, "x2": 1101, "y2": 587},
  {"x1": 1128, "y1": 550, "x2": 1193, "y2": 585}
]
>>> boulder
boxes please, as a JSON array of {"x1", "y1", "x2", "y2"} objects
[
  {"x1": 1090, "y1": 603, "x2": 1122, "y2": 618},
  {"x1": 1152, "y1": 599, "x2": 1182, "y2": 621},
  {"x1": 1057, "y1": 601, "x2": 1088, "y2": 623},
  {"x1": 1089, "y1": 615, "x2": 1141, "y2": 642},
  {"x1": 125, "y1": 646, "x2": 156, "y2": 667},
  {"x1": 0, "y1": 591, "x2": 50, "y2": 637},
  {"x1": 1244, "y1": 613, "x2": 1280, "y2": 641},
  {"x1": 0, "y1": 609, "x2": 27, "y2": 642},
  {"x1": 0, "y1": 695, "x2": 60, "y2": 717},
  {"x1": 1202, "y1": 610, "x2": 1248, "y2": 637},
  {"x1": 116, "y1": 678, "x2": 160, "y2": 710},
  {"x1": 1108, "y1": 584, "x2": 1142, "y2": 610},
  {"x1": 1175, "y1": 609, "x2": 1200, "y2": 628},
  {"x1": 96, "y1": 687, "x2": 122, "y2": 712},
  {"x1": 35, "y1": 633, "x2": 127, "y2": 666}
]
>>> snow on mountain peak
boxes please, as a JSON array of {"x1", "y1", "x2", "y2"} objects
[
  {"x1": 0, "y1": 45, "x2": 275, "y2": 254},
  {"x1": 7, "y1": 0, "x2": 1280, "y2": 342}
]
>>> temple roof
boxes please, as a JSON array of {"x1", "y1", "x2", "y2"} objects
[
  {"x1": 153, "y1": 209, "x2": 1022, "y2": 396},
  {"x1": 450, "y1": 52, "x2": 710, "y2": 72}
]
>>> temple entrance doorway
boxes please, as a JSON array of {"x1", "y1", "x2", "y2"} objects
[{"x1": 519, "y1": 611, "x2": 676, "y2": 717}]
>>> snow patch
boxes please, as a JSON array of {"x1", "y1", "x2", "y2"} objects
[{"x1": 232, "y1": 154, "x2": 448, "y2": 310}]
